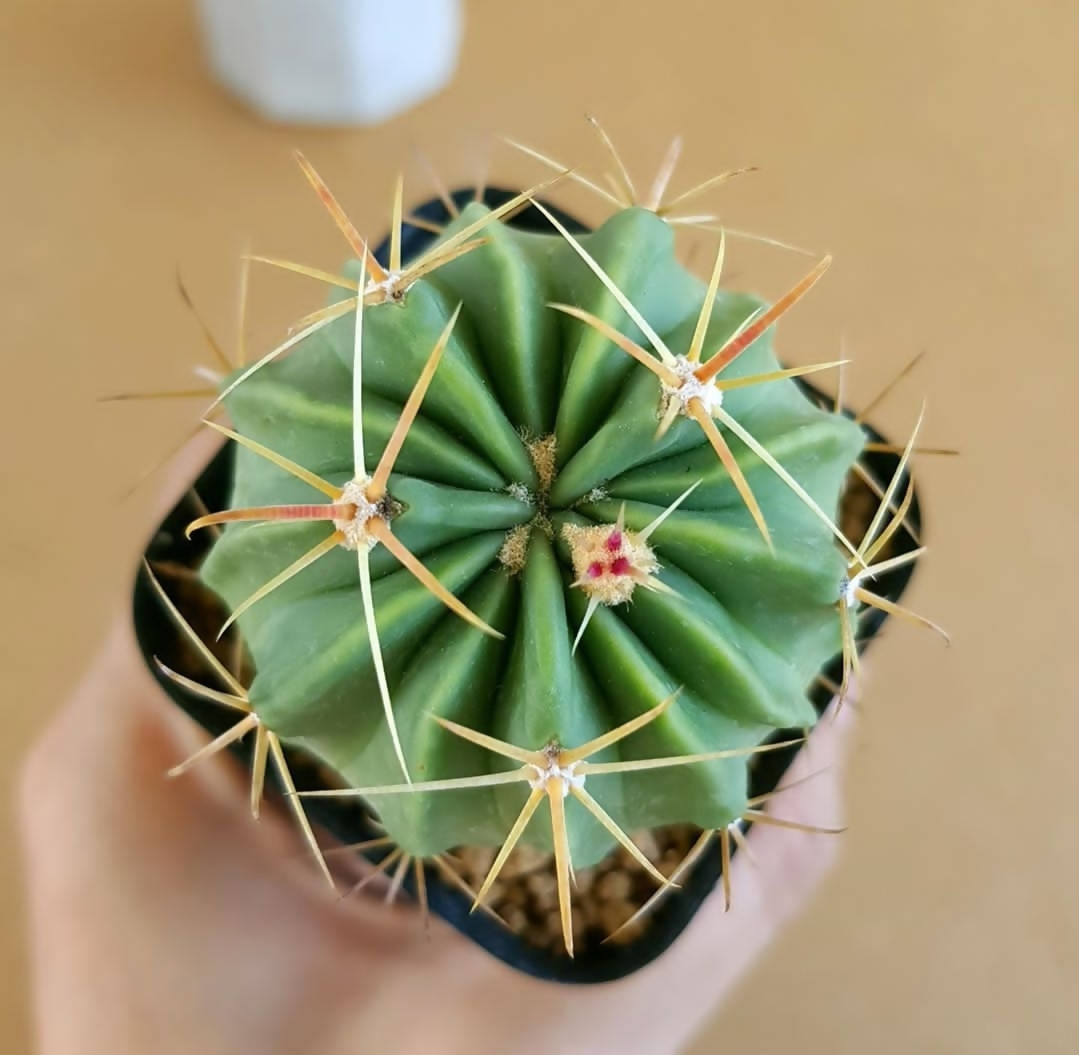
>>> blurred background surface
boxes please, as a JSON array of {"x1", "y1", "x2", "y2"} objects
[{"x1": 2, "y1": 0, "x2": 1077, "y2": 1050}]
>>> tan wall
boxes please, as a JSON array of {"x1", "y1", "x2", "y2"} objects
[{"x1": 3, "y1": 0, "x2": 1076, "y2": 1050}]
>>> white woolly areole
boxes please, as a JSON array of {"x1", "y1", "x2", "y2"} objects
[
  {"x1": 527, "y1": 759, "x2": 585, "y2": 797},
  {"x1": 839, "y1": 572, "x2": 867, "y2": 607},
  {"x1": 333, "y1": 476, "x2": 382, "y2": 551},
  {"x1": 371, "y1": 272, "x2": 412, "y2": 301},
  {"x1": 662, "y1": 355, "x2": 723, "y2": 416}
]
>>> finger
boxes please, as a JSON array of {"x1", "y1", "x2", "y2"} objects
[
  {"x1": 17, "y1": 621, "x2": 266, "y2": 876},
  {"x1": 20, "y1": 422, "x2": 244, "y2": 844},
  {"x1": 132, "y1": 424, "x2": 225, "y2": 526},
  {"x1": 18, "y1": 423, "x2": 226, "y2": 826},
  {"x1": 729, "y1": 696, "x2": 853, "y2": 917}
]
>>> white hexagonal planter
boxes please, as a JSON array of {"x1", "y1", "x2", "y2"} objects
[{"x1": 196, "y1": 0, "x2": 463, "y2": 125}]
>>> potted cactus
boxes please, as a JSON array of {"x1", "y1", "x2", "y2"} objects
[{"x1": 132, "y1": 127, "x2": 944, "y2": 982}]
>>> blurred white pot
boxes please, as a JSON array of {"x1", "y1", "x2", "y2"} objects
[{"x1": 195, "y1": 0, "x2": 463, "y2": 125}]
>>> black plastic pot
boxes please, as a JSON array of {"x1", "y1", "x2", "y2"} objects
[{"x1": 133, "y1": 189, "x2": 923, "y2": 984}]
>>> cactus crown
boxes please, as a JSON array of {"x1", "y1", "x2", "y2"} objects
[{"x1": 163, "y1": 136, "x2": 921, "y2": 955}]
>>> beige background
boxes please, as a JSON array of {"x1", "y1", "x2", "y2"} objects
[{"x1": 3, "y1": 0, "x2": 1077, "y2": 1050}]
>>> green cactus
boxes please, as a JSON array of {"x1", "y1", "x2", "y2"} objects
[{"x1": 182, "y1": 153, "x2": 869, "y2": 951}]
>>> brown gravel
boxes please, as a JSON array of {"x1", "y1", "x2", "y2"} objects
[{"x1": 453, "y1": 826, "x2": 699, "y2": 953}]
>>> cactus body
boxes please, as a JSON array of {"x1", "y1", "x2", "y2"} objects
[{"x1": 201, "y1": 203, "x2": 863, "y2": 868}]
